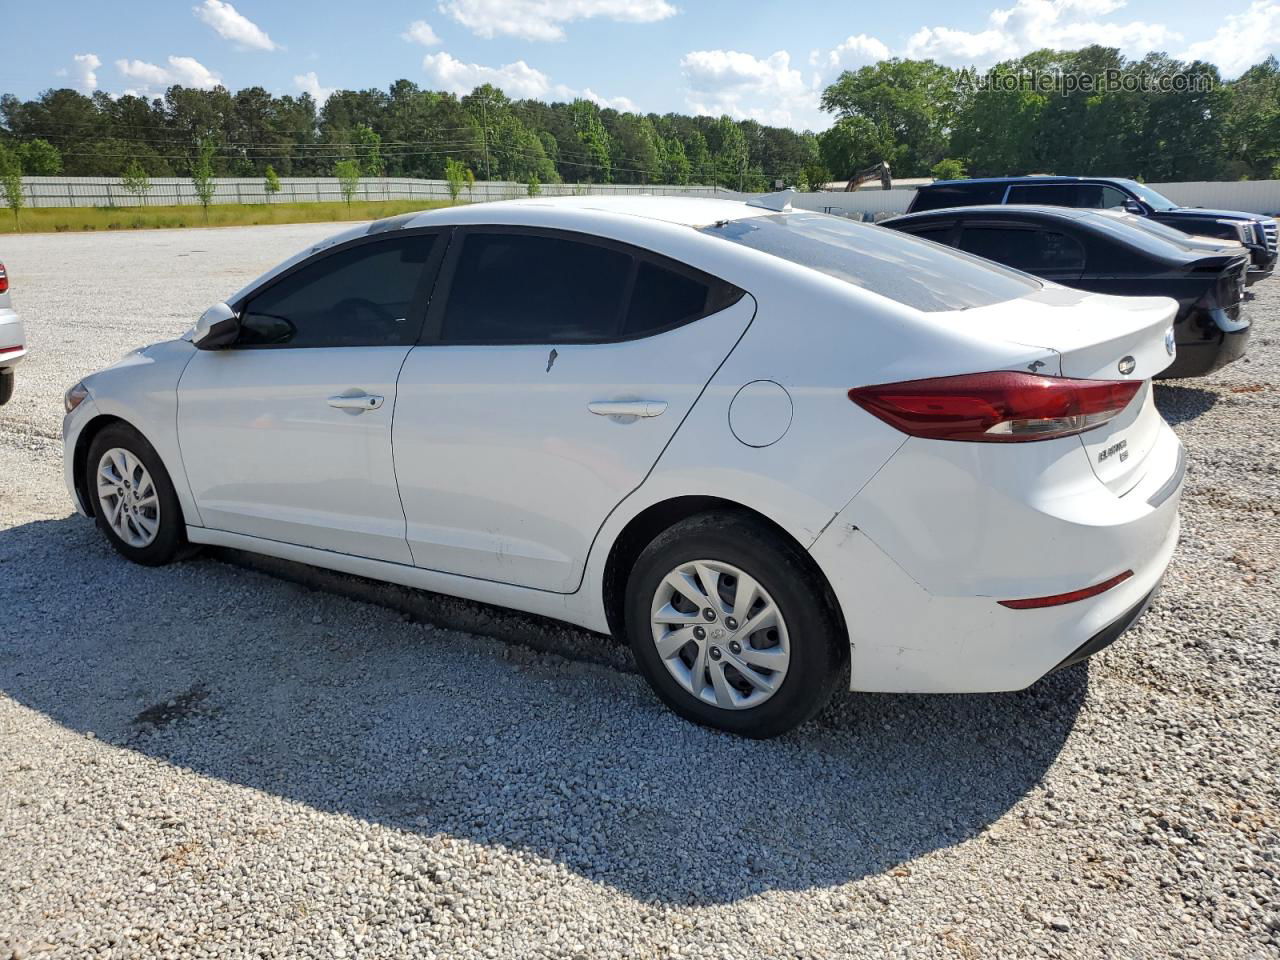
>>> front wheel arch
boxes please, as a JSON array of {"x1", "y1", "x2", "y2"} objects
[{"x1": 73, "y1": 414, "x2": 133, "y2": 518}]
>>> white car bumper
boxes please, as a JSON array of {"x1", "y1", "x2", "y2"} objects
[
  {"x1": 810, "y1": 423, "x2": 1185, "y2": 693},
  {"x1": 0, "y1": 308, "x2": 25, "y2": 368},
  {"x1": 63, "y1": 394, "x2": 101, "y2": 517}
]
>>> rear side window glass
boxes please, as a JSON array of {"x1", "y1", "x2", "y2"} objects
[
  {"x1": 1006, "y1": 184, "x2": 1080, "y2": 206},
  {"x1": 624, "y1": 262, "x2": 714, "y2": 336},
  {"x1": 898, "y1": 224, "x2": 955, "y2": 245},
  {"x1": 702, "y1": 212, "x2": 1039, "y2": 312},
  {"x1": 909, "y1": 182, "x2": 1006, "y2": 211},
  {"x1": 240, "y1": 235, "x2": 435, "y2": 347},
  {"x1": 442, "y1": 233, "x2": 631, "y2": 342},
  {"x1": 959, "y1": 227, "x2": 1085, "y2": 272}
]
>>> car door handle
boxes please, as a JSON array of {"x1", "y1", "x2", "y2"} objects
[
  {"x1": 587, "y1": 400, "x2": 667, "y2": 418},
  {"x1": 327, "y1": 393, "x2": 384, "y2": 411}
]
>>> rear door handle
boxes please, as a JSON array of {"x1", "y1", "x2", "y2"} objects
[
  {"x1": 588, "y1": 400, "x2": 667, "y2": 418},
  {"x1": 328, "y1": 393, "x2": 384, "y2": 411}
]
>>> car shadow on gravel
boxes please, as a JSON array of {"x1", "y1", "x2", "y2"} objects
[
  {"x1": 0, "y1": 514, "x2": 1086, "y2": 906},
  {"x1": 1154, "y1": 383, "x2": 1220, "y2": 425}
]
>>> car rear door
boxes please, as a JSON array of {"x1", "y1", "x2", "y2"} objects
[
  {"x1": 177, "y1": 230, "x2": 445, "y2": 563},
  {"x1": 392, "y1": 227, "x2": 754, "y2": 593}
]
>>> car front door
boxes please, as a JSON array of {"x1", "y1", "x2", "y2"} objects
[
  {"x1": 957, "y1": 222, "x2": 1086, "y2": 285},
  {"x1": 177, "y1": 230, "x2": 445, "y2": 563},
  {"x1": 392, "y1": 227, "x2": 754, "y2": 593}
]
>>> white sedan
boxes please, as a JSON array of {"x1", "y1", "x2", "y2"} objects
[
  {"x1": 61, "y1": 196, "x2": 1185, "y2": 737},
  {"x1": 0, "y1": 259, "x2": 24, "y2": 405}
]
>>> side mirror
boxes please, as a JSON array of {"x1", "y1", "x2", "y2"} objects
[
  {"x1": 192, "y1": 302, "x2": 240, "y2": 350},
  {"x1": 1123, "y1": 199, "x2": 1145, "y2": 215}
]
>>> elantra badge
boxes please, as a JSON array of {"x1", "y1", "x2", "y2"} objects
[
  {"x1": 1117, "y1": 355, "x2": 1136, "y2": 375},
  {"x1": 1165, "y1": 328, "x2": 1176, "y2": 356}
]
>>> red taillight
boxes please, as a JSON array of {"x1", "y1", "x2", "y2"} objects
[
  {"x1": 998, "y1": 570, "x2": 1133, "y2": 609},
  {"x1": 0, "y1": 346, "x2": 21, "y2": 357},
  {"x1": 848, "y1": 371, "x2": 1141, "y2": 442},
  {"x1": 0, "y1": 262, "x2": 7, "y2": 294}
]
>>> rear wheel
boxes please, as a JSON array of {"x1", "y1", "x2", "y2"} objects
[
  {"x1": 0, "y1": 369, "x2": 13, "y2": 406},
  {"x1": 624, "y1": 512, "x2": 846, "y2": 738},
  {"x1": 87, "y1": 423, "x2": 190, "y2": 566}
]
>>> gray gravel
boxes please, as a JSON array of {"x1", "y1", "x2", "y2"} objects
[{"x1": 1, "y1": 223, "x2": 1278, "y2": 959}]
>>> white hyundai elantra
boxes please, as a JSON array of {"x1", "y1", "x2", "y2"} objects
[{"x1": 62, "y1": 195, "x2": 1185, "y2": 737}]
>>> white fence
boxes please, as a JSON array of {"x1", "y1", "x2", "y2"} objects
[
  {"x1": 16, "y1": 176, "x2": 735, "y2": 209},
  {"x1": 16, "y1": 175, "x2": 1280, "y2": 217}
]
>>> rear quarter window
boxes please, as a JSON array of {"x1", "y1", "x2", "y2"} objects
[{"x1": 702, "y1": 212, "x2": 1040, "y2": 312}]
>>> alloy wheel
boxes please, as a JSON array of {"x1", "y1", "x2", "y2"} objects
[
  {"x1": 649, "y1": 559, "x2": 790, "y2": 710},
  {"x1": 96, "y1": 447, "x2": 161, "y2": 548}
]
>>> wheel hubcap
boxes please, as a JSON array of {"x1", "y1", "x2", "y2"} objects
[
  {"x1": 96, "y1": 448, "x2": 160, "y2": 548},
  {"x1": 649, "y1": 559, "x2": 791, "y2": 711}
]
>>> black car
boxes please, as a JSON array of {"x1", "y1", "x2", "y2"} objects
[
  {"x1": 906, "y1": 176, "x2": 1277, "y2": 284},
  {"x1": 884, "y1": 205, "x2": 1251, "y2": 379}
]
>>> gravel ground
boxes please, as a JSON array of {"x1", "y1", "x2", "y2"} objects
[{"x1": 1, "y1": 224, "x2": 1277, "y2": 960}]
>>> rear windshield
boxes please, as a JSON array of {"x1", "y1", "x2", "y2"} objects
[
  {"x1": 910, "y1": 182, "x2": 1006, "y2": 211},
  {"x1": 702, "y1": 212, "x2": 1040, "y2": 312}
]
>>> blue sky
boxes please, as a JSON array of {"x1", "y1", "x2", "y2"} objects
[{"x1": 4, "y1": 0, "x2": 1279, "y2": 130}]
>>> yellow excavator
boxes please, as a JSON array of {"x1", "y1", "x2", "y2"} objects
[{"x1": 844, "y1": 160, "x2": 892, "y2": 192}]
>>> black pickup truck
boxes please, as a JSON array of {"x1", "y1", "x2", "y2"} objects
[{"x1": 907, "y1": 176, "x2": 1277, "y2": 284}]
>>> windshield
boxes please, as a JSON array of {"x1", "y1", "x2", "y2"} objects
[
  {"x1": 701, "y1": 212, "x2": 1040, "y2": 312},
  {"x1": 1119, "y1": 180, "x2": 1178, "y2": 212}
]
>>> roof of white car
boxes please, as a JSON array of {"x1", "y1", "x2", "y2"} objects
[{"x1": 403, "y1": 195, "x2": 769, "y2": 229}]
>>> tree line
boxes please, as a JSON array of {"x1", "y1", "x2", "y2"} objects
[{"x1": 2, "y1": 44, "x2": 1280, "y2": 195}]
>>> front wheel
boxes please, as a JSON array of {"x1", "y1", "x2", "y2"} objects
[
  {"x1": 624, "y1": 512, "x2": 847, "y2": 738},
  {"x1": 87, "y1": 423, "x2": 191, "y2": 566}
]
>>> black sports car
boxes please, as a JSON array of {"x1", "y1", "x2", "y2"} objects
[{"x1": 884, "y1": 204, "x2": 1250, "y2": 379}]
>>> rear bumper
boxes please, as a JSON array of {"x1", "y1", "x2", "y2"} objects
[
  {"x1": 1159, "y1": 307, "x2": 1251, "y2": 379},
  {"x1": 810, "y1": 422, "x2": 1184, "y2": 693},
  {"x1": 0, "y1": 309, "x2": 25, "y2": 369},
  {"x1": 1048, "y1": 582, "x2": 1160, "y2": 674}
]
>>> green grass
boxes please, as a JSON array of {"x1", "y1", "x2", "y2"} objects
[{"x1": 0, "y1": 199, "x2": 457, "y2": 234}]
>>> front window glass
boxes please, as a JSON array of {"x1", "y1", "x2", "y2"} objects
[{"x1": 1118, "y1": 180, "x2": 1178, "y2": 211}]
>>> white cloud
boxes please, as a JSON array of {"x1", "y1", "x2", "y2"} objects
[
  {"x1": 681, "y1": 49, "x2": 821, "y2": 127},
  {"x1": 1182, "y1": 0, "x2": 1280, "y2": 77},
  {"x1": 903, "y1": 0, "x2": 1178, "y2": 66},
  {"x1": 580, "y1": 87, "x2": 637, "y2": 111},
  {"x1": 70, "y1": 53, "x2": 101, "y2": 92},
  {"x1": 115, "y1": 55, "x2": 221, "y2": 93},
  {"x1": 439, "y1": 0, "x2": 676, "y2": 41},
  {"x1": 193, "y1": 0, "x2": 278, "y2": 51},
  {"x1": 294, "y1": 71, "x2": 335, "y2": 103},
  {"x1": 826, "y1": 34, "x2": 891, "y2": 70},
  {"x1": 422, "y1": 51, "x2": 552, "y2": 98},
  {"x1": 402, "y1": 19, "x2": 442, "y2": 46}
]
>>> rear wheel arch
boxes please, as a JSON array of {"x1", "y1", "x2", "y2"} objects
[{"x1": 600, "y1": 495, "x2": 848, "y2": 647}]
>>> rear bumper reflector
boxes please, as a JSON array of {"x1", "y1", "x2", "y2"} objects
[
  {"x1": 0, "y1": 345, "x2": 22, "y2": 356},
  {"x1": 998, "y1": 570, "x2": 1134, "y2": 610}
]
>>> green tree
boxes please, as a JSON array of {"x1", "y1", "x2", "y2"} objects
[
  {"x1": 930, "y1": 157, "x2": 967, "y2": 180},
  {"x1": 335, "y1": 157, "x2": 360, "y2": 207},
  {"x1": 191, "y1": 138, "x2": 217, "y2": 223},
  {"x1": 820, "y1": 59, "x2": 958, "y2": 176},
  {"x1": 818, "y1": 115, "x2": 891, "y2": 182},
  {"x1": 16, "y1": 138, "x2": 61, "y2": 175},
  {"x1": 352, "y1": 123, "x2": 384, "y2": 176},
  {"x1": 0, "y1": 143, "x2": 23, "y2": 227},
  {"x1": 445, "y1": 156, "x2": 467, "y2": 202},
  {"x1": 120, "y1": 159, "x2": 151, "y2": 206},
  {"x1": 264, "y1": 164, "x2": 281, "y2": 201},
  {"x1": 527, "y1": 173, "x2": 541, "y2": 196},
  {"x1": 568, "y1": 99, "x2": 611, "y2": 183}
]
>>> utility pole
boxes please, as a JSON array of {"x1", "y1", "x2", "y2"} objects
[{"x1": 481, "y1": 94, "x2": 491, "y2": 182}]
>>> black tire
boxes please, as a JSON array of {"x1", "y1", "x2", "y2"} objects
[
  {"x1": 624, "y1": 512, "x2": 847, "y2": 738},
  {"x1": 0, "y1": 369, "x2": 13, "y2": 406},
  {"x1": 87, "y1": 422, "x2": 191, "y2": 566}
]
